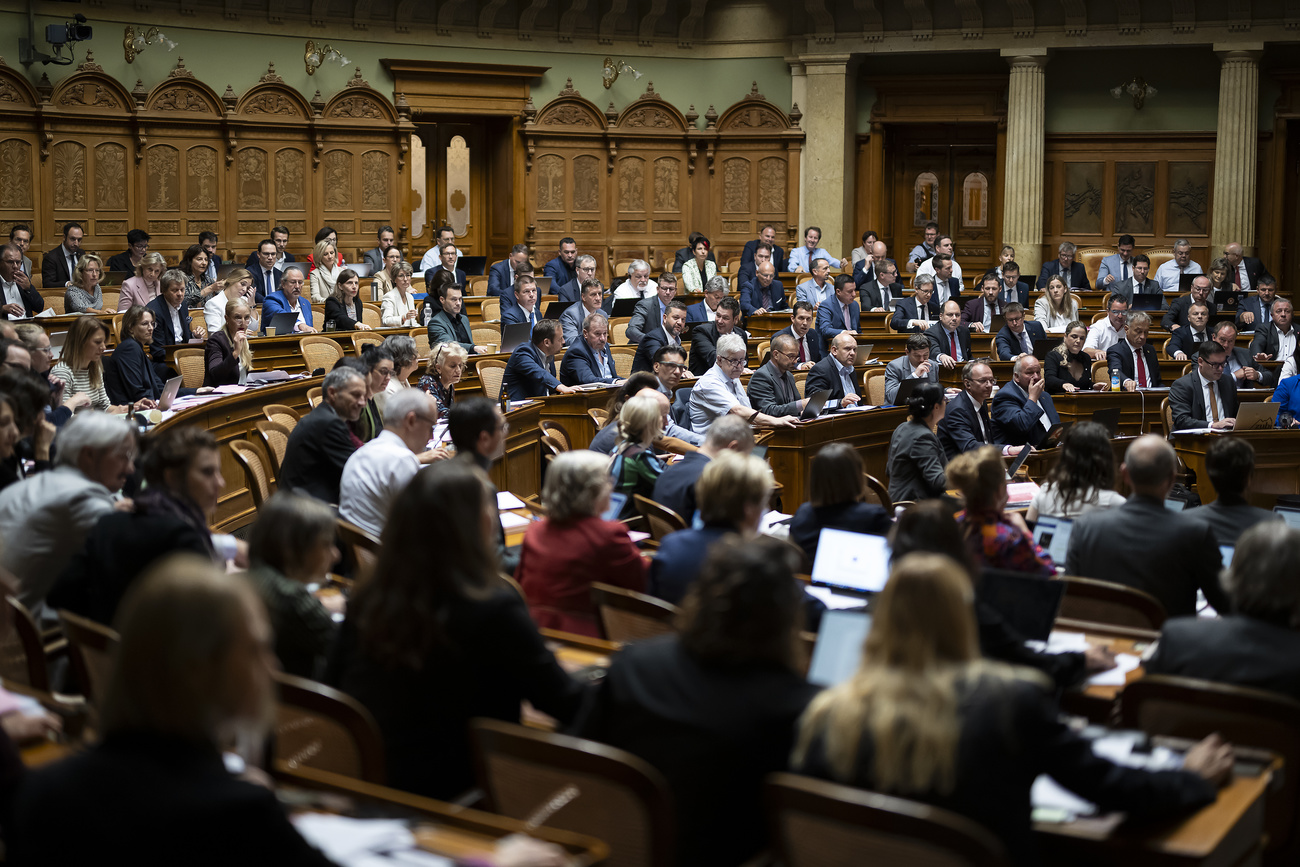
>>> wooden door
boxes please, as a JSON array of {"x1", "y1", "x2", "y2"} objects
[{"x1": 418, "y1": 121, "x2": 487, "y2": 256}]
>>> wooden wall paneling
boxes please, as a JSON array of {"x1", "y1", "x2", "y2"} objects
[
  {"x1": 0, "y1": 59, "x2": 42, "y2": 247},
  {"x1": 1265, "y1": 72, "x2": 1300, "y2": 294}
]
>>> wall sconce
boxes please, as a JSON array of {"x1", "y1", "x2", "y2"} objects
[
  {"x1": 123, "y1": 25, "x2": 177, "y2": 63},
  {"x1": 601, "y1": 57, "x2": 643, "y2": 89},
  {"x1": 1110, "y1": 77, "x2": 1157, "y2": 109},
  {"x1": 305, "y1": 40, "x2": 350, "y2": 76}
]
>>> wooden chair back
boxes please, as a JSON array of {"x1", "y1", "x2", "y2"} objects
[
  {"x1": 864, "y1": 367, "x2": 887, "y2": 406},
  {"x1": 254, "y1": 420, "x2": 291, "y2": 478},
  {"x1": 409, "y1": 327, "x2": 430, "y2": 360},
  {"x1": 471, "y1": 718, "x2": 676, "y2": 867},
  {"x1": 1058, "y1": 575, "x2": 1167, "y2": 630},
  {"x1": 352, "y1": 333, "x2": 383, "y2": 356},
  {"x1": 173, "y1": 347, "x2": 206, "y2": 389},
  {"x1": 0, "y1": 596, "x2": 52, "y2": 691},
  {"x1": 301, "y1": 336, "x2": 345, "y2": 375},
  {"x1": 1075, "y1": 247, "x2": 1115, "y2": 288},
  {"x1": 336, "y1": 518, "x2": 380, "y2": 574},
  {"x1": 1119, "y1": 674, "x2": 1300, "y2": 863},
  {"x1": 472, "y1": 324, "x2": 500, "y2": 350},
  {"x1": 1161, "y1": 337, "x2": 1174, "y2": 360},
  {"x1": 632, "y1": 494, "x2": 686, "y2": 542},
  {"x1": 610, "y1": 346, "x2": 636, "y2": 378},
  {"x1": 229, "y1": 440, "x2": 275, "y2": 508},
  {"x1": 1144, "y1": 246, "x2": 1176, "y2": 274},
  {"x1": 190, "y1": 307, "x2": 208, "y2": 333},
  {"x1": 1090, "y1": 359, "x2": 1109, "y2": 384},
  {"x1": 101, "y1": 291, "x2": 120, "y2": 312},
  {"x1": 111, "y1": 312, "x2": 124, "y2": 342},
  {"x1": 591, "y1": 581, "x2": 680, "y2": 643},
  {"x1": 306, "y1": 386, "x2": 323, "y2": 408},
  {"x1": 766, "y1": 773, "x2": 1009, "y2": 867},
  {"x1": 481, "y1": 297, "x2": 501, "y2": 322},
  {"x1": 1091, "y1": 311, "x2": 1109, "y2": 324},
  {"x1": 263, "y1": 403, "x2": 301, "y2": 431},
  {"x1": 539, "y1": 421, "x2": 572, "y2": 451},
  {"x1": 360, "y1": 303, "x2": 382, "y2": 329},
  {"x1": 273, "y1": 671, "x2": 386, "y2": 784},
  {"x1": 57, "y1": 608, "x2": 120, "y2": 706},
  {"x1": 467, "y1": 275, "x2": 489, "y2": 296},
  {"x1": 756, "y1": 339, "x2": 771, "y2": 365},
  {"x1": 588, "y1": 407, "x2": 610, "y2": 431},
  {"x1": 1160, "y1": 397, "x2": 1172, "y2": 439},
  {"x1": 794, "y1": 371, "x2": 808, "y2": 398},
  {"x1": 43, "y1": 292, "x2": 65, "y2": 315},
  {"x1": 476, "y1": 358, "x2": 508, "y2": 400},
  {"x1": 863, "y1": 473, "x2": 893, "y2": 512},
  {"x1": 610, "y1": 317, "x2": 632, "y2": 345}
]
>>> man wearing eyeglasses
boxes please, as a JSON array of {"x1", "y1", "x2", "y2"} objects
[
  {"x1": 1169, "y1": 341, "x2": 1238, "y2": 431},
  {"x1": 688, "y1": 333, "x2": 798, "y2": 433},
  {"x1": 937, "y1": 359, "x2": 1024, "y2": 460},
  {"x1": 0, "y1": 244, "x2": 43, "y2": 319},
  {"x1": 747, "y1": 333, "x2": 809, "y2": 417}
]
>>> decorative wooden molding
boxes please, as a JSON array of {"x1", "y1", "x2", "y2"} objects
[
  {"x1": 381, "y1": 58, "x2": 548, "y2": 116},
  {"x1": 0, "y1": 57, "x2": 40, "y2": 108},
  {"x1": 49, "y1": 52, "x2": 134, "y2": 113}
]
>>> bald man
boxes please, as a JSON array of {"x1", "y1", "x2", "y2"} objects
[{"x1": 1222, "y1": 242, "x2": 1271, "y2": 293}]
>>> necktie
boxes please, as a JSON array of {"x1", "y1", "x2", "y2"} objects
[
  {"x1": 797, "y1": 339, "x2": 806, "y2": 364},
  {"x1": 1122, "y1": 262, "x2": 1129, "y2": 282},
  {"x1": 842, "y1": 304, "x2": 851, "y2": 331},
  {"x1": 1135, "y1": 347, "x2": 1148, "y2": 387},
  {"x1": 977, "y1": 403, "x2": 990, "y2": 443},
  {"x1": 1020, "y1": 331, "x2": 1030, "y2": 354},
  {"x1": 949, "y1": 331, "x2": 958, "y2": 359},
  {"x1": 1208, "y1": 382, "x2": 1220, "y2": 421},
  {"x1": 1233, "y1": 269, "x2": 1242, "y2": 288},
  {"x1": 1193, "y1": 332, "x2": 1204, "y2": 345}
]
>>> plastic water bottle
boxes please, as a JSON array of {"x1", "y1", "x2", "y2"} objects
[{"x1": 1110, "y1": 370, "x2": 1121, "y2": 392}]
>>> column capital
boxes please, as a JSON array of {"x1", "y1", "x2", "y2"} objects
[
  {"x1": 797, "y1": 53, "x2": 855, "y2": 73},
  {"x1": 1000, "y1": 48, "x2": 1049, "y2": 70},
  {"x1": 1213, "y1": 43, "x2": 1264, "y2": 63}
]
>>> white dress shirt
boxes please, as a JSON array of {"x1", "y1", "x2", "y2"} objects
[
  {"x1": 1084, "y1": 322, "x2": 1124, "y2": 355},
  {"x1": 613, "y1": 280, "x2": 654, "y2": 300},
  {"x1": 1153, "y1": 258, "x2": 1204, "y2": 293},
  {"x1": 168, "y1": 301, "x2": 184, "y2": 341},
  {"x1": 688, "y1": 365, "x2": 751, "y2": 433},
  {"x1": 339, "y1": 429, "x2": 422, "y2": 537},
  {"x1": 1234, "y1": 261, "x2": 1253, "y2": 292},
  {"x1": 1278, "y1": 327, "x2": 1297, "y2": 362},
  {"x1": 915, "y1": 256, "x2": 964, "y2": 285},
  {"x1": 1, "y1": 279, "x2": 21, "y2": 319}
]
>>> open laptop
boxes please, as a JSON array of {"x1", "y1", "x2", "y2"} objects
[
  {"x1": 1235, "y1": 401, "x2": 1280, "y2": 431},
  {"x1": 801, "y1": 389, "x2": 833, "y2": 421},
  {"x1": 601, "y1": 492, "x2": 628, "y2": 522},
  {"x1": 853, "y1": 344, "x2": 875, "y2": 366},
  {"x1": 810, "y1": 528, "x2": 892, "y2": 599},
  {"x1": 1274, "y1": 505, "x2": 1300, "y2": 529},
  {"x1": 267, "y1": 312, "x2": 300, "y2": 336},
  {"x1": 157, "y1": 376, "x2": 184, "y2": 411},
  {"x1": 978, "y1": 568, "x2": 1067, "y2": 640},
  {"x1": 349, "y1": 262, "x2": 373, "y2": 278},
  {"x1": 543, "y1": 301, "x2": 574, "y2": 320},
  {"x1": 1164, "y1": 498, "x2": 1187, "y2": 512},
  {"x1": 1031, "y1": 338, "x2": 1059, "y2": 360},
  {"x1": 1005, "y1": 444, "x2": 1033, "y2": 479},
  {"x1": 988, "y1": 314, "x2": 1006, "y2": 335},
  {"x1": 610, "y1": 297, "x2": 641, "y2": 317},
  {"x1": 458, "y1": 255, "x2": 488, "y2": 276},
  {"x1": 807, "y1": 610, "x2": 873, "y2": 687},
  {"x1": 500, "y1": 322, "x2": 532, "y2": 353},
  {"x1": 1130, "y1": 294, "x2": 1165, "y2": 312},
  {"x1": 1214, "y1": 290, "x2": 1245, "y2": 313},
  {"x1": 1031, "y1": 515, "x2": 1074, "y2": 569},
  {"x1": 1090, "y1": 407, "x2": 1121, "y2": 436},
  {"x1": 891, "y1": 377, "x2": 925, "y2": 405},
  {"x1": 534, "y1": 277, "x2": 553, "y2": 294},
  {"x1": 1178, "y1": 273, "x2": 1199, "y2": 293}
]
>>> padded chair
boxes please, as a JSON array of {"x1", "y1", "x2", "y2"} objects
[
  {"x1": 42, "y1": 292, "x2": 65, "y2": 315},
  {"x1": 467, "y1": 275, "x2": 489, "y2": 296},
  {"x1": 1119, "y1": 674, "x2": 1300, "y2": 865},
  {"x1": 540, "y1": 420, "x2": 572, "y2": 452},
  {"x1": 1090, "y1": 359, "x2": 1109, "y2": 384},
  {"x1": 360, "y1": 303, "x2": 382, "y2": 329},
  {"x1": 306, "y1": 386, "x2": 323, "y2": 408},
  {"x1": 610, "y1": 346, "x2": 636, "y2": 378},
  {"x1": 1091, "y1": 311, "x2": 1109, "y2": 325},
  {"x1": 863, "y1": 473, "x2": 893, "y2": 513},
  {"x1": 590, "y1": 581, "x2": 680, "y2": 643},
  {"x1": 262, "y1": 404, "x2": 301, "y2": 430},
  {"x1": 864, "y1": 367, "x2": 887, "y2": 406},
  {"x1": 476, "y1": 358, "x2": 508, "y2": 401},
  {"x1": 336, "y1": 517, "x2": 380, "y2": 573},
  {"x1": 1160, "y1": 397, "x2": 1172, "y2": 439},
  {"x1": 57, "y1": 608, "x2": 120, "y2": 707},
  {"x1": 189, "y1": 307, "x2": 208, "y2": 334},
  {"x1": 1075, "y1": 247, "x2": 1115, "y2": 288},
  {"x1": 229, "y1": 440, "x2": 275, "y2": 508},
  {"x1": 0, "y1": 596, "x2": 54, "y2": 691},
  {"x1": 409, "y1": 327, "x2": 430, "y2": 360},
  {"x1": 472, "y1": 324, "x2": 500, "y2": 350},
  {"x1": 632, "y1": 494, "x2": 686, "y2": 542},
  {"x1": 100, "y1": 291, "x2": 120, "y2": 312},
  {"x1": 352, "y1": 333, "x2": 382, "y2": 356},
  {"x1": 1144, "y1": 246, "x2": 1176, "y2": 275},
  {"x1": 301, "y1": 336, "x2": 345, "y2": 375},
  {"x1": 254, "y1": 419, "x2": 291, "y2": 478},
  {"x1": 794, "y1": 371, "x2": 808, "y2": 399},
  {"x1": 610, "y1": 317, "x2": 632, "y2": 346},
  {"x1": 173, "y1": 347, "x2": 206, "y2": 389},
  {"x1": 756, "y1": 340, "x2": 771, "y2": 365},
  {"x1": 588, "y1": 407, "x2": 610, "y2": 431},
  {"x1": 766, "y1": 772, "x2": 1010, "y2": 867},
  {"x1": 481, "y1": 297, "x2": 501, "y2": 322},
  {"x1": 110, "y1": 312, "x2": 124, "y2": 342},
  {"x1": 471, "y1": 718, "x2": 676, "y2": 867},
  {"x1": 1058, "y1": 575, "x2": 1167, "y2": 630},
  {"x1": 273, "y1": 671, "x2": 386, "y2": 784}
]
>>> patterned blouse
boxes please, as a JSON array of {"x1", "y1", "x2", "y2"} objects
[
  {"x1": 65, "y1": 284, "x2": 103, "y2": 314},
  {"x1": 50, "y1": 361, "x2": 111, "y2": 410},
  {"x1": 182, "y1": 275, "x2": 205, "y2": 309},
  {"x1": 956, "y1": 508, "x2": 1055, "y2": 576},
  {"x1": 420, "y1": 375, "x2": 455, "y2": 418}
]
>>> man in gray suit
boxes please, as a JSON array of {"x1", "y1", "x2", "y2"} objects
[
  {"x1": 884, "y1": 334, "x2": 938, "y2": 404},
  {"x1": 561, "y1": 280, "x2": 606, "y2": 347},
  {"x1": 1066, "y1": 434, "x2": 1230, "y2": 618},
  {"x1": 1108, "y1": 254, "x2": 1161, "y2": 304},
  {"x1": 746, "y1": 333, "x2": 808, "y2": 417},
  {"x1": 362, "y1": 225, "x2": 397, "y2": 274},
  {"x1": 626, "y1": 272, "x2": 678, "y2": 344}
]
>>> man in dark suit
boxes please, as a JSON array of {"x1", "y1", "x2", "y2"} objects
[
  {"x1": 500, "y1": 275, "x2": 541, "y2": 332},
  {"x1": 555, "y1": 254, "x2": 596, "y2": 305},
  {"x1": 1236, "y1": 275, "x2": 1277, "y2": 331},
  {"x1": 249, "y1": 239, "x2": 282, "y2": 304},
  {"x1": 632, "y1": 301, "x2": 689, "y2": 374},
  {"x1": 362, "y1": 226, "x2": 396, "y2": 275},
  {"x1": 41, "y1": 222, "x2": 83, "y2": 290},
  {"x1": 146, "y1": 277, "x2": 199, "y2": 347},
  {"x1": 1037, "y1": 241, "x2": 1092, "y2": 290},
  {"x1": 991, "y1": 355, "x2": 1060, "y2": 448},
  {"x1": 244, "y1": 225, "x2": 295, "y2": 272},
  {"x1": 961, "y1": 272, "x2": 1006, "y2": 334},
  {"x1": 105, "y1": 229, "x2": 150, "y2": 278},
  {"x1": 771, "y1": 302, "x2": 820, "y2": 369},
  {"x1": 1106, "y1": 311, "x2": 1162, "y2": 390},
  {"x1": 1162, "y1": 276, "x2": 1216, "y2": 331},
  {"x1": 688, "y1": 297, "x2": 746, "y2": 377},
  {"x1": 738, "y1": 225, "x2": 786, "y2": 274},
  {"x1": 503, "y1": 319, "x2": 578, "y2": 400},
  {"x1": 1108, "y1": 254, "x2": 1161, "y2": 303},
  {"x1": 198, "y1": 231, "x2": 223, "y2": 283},
  {"x1": 890, "y1": 276, "x2": 940, "y2": 333},
  {"x1": 928, "y1": 254, "x2": 963, "y2": 307},
  {"x1": 805, "y1": 332, "x2": 862, "y2": 406},
  {"x1": 0, "y1": 244, "x2": 44, "y2": 318},
  {"x1": 995, "y1": 302, "x2": 1047, "y2": 361},
  {"x1": 1167, "y1": 302, "x2": 1215, "y2": 360},
  {"x1": 425, "y1": 242, "x2": 467, "y2": 289},
  {"x1": 1169, "y1": 341, "x2": 1240, "y2": 431},
  {"x1": 651, "y1": 415, "x2": 754, "y2": 522},
  {"x1": 924, "y1": 300, "x2": 972, "y2": 369},
  {"x1": 998, "y1": 262, "x2": 1031, "y2": 307},
  {"x1": 542, "y1": 237, "x2": 579, "y2": 288},
  {"x1": 1066, "y1": 435, "x2": 1229, "y2": 618},
  {"x1": 560, "y1": 279, "x2": 604, "y2": 346},
  {"x1": 685, "y1": 276, "x2": 726, "y2": 324},
  {"x1": 1183, "y1": 438, "x2": 1280, "y2": 546},
  {"x1": 1249, "y1": 296, "x2": 1298, "y2": 364},
  {"x1": 278, "y1": 367, "x2": 365, "y2": 504},
  {"x1": 1223, "y1": 242, "x2": 1271, "y2": 292},
  {"x1": 937, "y1": 359, "x2": 1014, "y2": 459},
  {"x1": 858, "y1": 258, "x2": 899, "y2": 312},
  {"x1": 740, "y1": 262, "x2": 788, "y2": 316},
  {"x1": 746, "y1": 333, "x2": 807, "y2": 417},
  {"x1": 815, "y1": 275, "x2": 860, "y2": 352},
  {"x1": 627, "y1": 273, "x2": 678, "y2": 343},
  {"x1": 559, "y1": 312, "x2": 621, "y2": 386},
  {"x1": 487, "y1": 244, "x2": 530, "y2": 297},
  {"x1": 1212, "y1": 321, "x2": 1269, "y2": 389},
  {"x1": 884, "y1": 334, "x2": 938, "y2": 404},
  {"x1": 427, "y1": 284, "x2": 488, "y2": 355},
  {"x1": 736, "y1": 240, "x2": 775, "y2": 292},
  {"x1": 672, "y1": 231, "x2": 717, "y2": 272}
]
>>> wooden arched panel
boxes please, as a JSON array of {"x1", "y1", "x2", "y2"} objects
[
  {"x1": 49, "y1": 55, "x2": 133, "y2": 115},
  {"x1": 323, "y1": 69, "x2": 399, "y2": 124},
  {"x1": 145, "y1": 61, "x2": 223, "y2": 116}
]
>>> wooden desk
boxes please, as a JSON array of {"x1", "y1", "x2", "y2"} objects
[
  {"x1": 1175, "y1": 429, "x2": 1300, "y2": 505},
  {"x1": 162, "y1": 326, "x2": 420, "y2": 376},
  {"x1": 765, "y1": 407, "x2": 907, "y2": 507},
  {"x1": 1049, "y1": 390, "x2": 1271, "y2": 438}
]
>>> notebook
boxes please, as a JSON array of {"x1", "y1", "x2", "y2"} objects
[
  {"x1": 801, "y1": 389, "x2": 833, "y2": 421},
  {"x1": 1234, "y1": 401, "x2": 1280, "y2": 431},
  {"x1": 157, "y1": 376, "x2": 184, "y2": 411},
  {"x1": 500, "y1": 322, "x2": 532, "y2": 353}
]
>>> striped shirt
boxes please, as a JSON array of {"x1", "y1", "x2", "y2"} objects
[{"x1": 50, "y1": 362, "x2": 110, "y2": 410}]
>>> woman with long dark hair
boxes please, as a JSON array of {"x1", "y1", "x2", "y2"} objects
[{"x1": 1026, "y1": 421, "x2": 1125, "y2": 522}]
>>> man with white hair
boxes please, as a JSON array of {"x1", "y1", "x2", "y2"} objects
[
  {"x1": 614, "y1": 260, "x2": 654, "y2": 300},
  {"x1": 1037, "y1": 240, "x2": 1091, "y2": 290},
  {"x1": 688, "y1": 333, "x2": 798, "y2": 433},
  {"x1": 339, "y1": 389, "x2": 442, "y2": 536},
  {"x1": 0, "y1": 411, "x2": 134, "y2": 621}
]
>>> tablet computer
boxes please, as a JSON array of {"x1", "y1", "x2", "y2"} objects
[
  {"x1": 810, "y1": 528, "x2": 892, "y2": 596},
  {"x1": 978, "y1": 568, "x2": 1067, "y2": 641},
  {"x1": 807, "y1": 610, "x2": 873, "y2": 687},
  {"x1": 1031, "y1": 515, "x2": 1074, "y2": 568}
]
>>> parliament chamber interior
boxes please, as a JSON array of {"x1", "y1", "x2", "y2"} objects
[{"x1": 0, "y1": 0, "x2": 1298, "y2": 864}]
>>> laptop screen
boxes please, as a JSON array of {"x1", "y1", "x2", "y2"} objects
[
  {"x1": 811, "y1": 529, "x2": 891, "y2": 595},
  {"x1": 1219, "y1": 545, "x2": 1235, "y2": 568},
  {"x1": 977, "y1": 569, "x2": 1067, "y2": 642},
  {"x1": 1164, "y1": 498, "x2": 1187, "y2": 512},
  {"x1": 1274, "y1": 507, "x2": 1300, "y2": 529},
  {"x1": 807, "y1": 610, "x2": 873, "y2": 687},
  {"x1": 1031, "y1": 515, "x2": 1073, "y2": 566}
]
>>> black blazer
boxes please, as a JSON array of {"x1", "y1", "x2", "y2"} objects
[
  {"x1": 688, "y1": 324, "x2": 747, "y2": 377},
  {"x1": 203, "y1": 331, "x2": 242, "y2": 388},
  {"x1": 789, "y1": 501, "x2": 890, "y2": 562},
  {"x1": 249, "y1": 266, "x2": 281, "y2": 304},
  {"x1": 805, "y1": 355, "x2": 857, "y2": 402},
  {"x1": 103, "y1": 337, "x2": 165, "y2": 404},
  {"x1": 1148, "y1": 615, "x2": 1300, "y2": 703},
  {"x1": 1037, "y1": 259, "x2": 1092, "y2": 290},
  {"x1": 890, "y1": 297, "x2": 941, "y2": 333},
  {"x1": 324, "y1": 296, "x2": 365, "y2": 331},
  {"x1": 1044, "y1": 349, "x2": 1095, "y2": 393},
  {"x1": 857, "y1": 279, "x2": 896, "y2": 311},
  {"x1": 746, "y1": 361, "x2": 803, "y2": 417},
  {"x1": 995, "y1": 321, "x2": 1048, "y2": 361},
  {"x1": 937, "y1": 391, "x2": 1005, "y2": 459},
  {"x1": 650, "y1": 451, "x2": 710, "y2": 522},
  {"x1": 146, "y1": 295, "x2": 194, "y2": 346},
  {"x1": 1161, "y1": 295, "x2": 1216, "y2": 331},
  {"x1": 1105, "y1": 340, "x2": 1163, "y2": 387},
  {"x1": 772, "y1": 324, "x2": 823, "y2": 365},
  {"x1": 1168, "y1": 370, "x2": 1239, "y2": 430},
  {"x1": 40, "y1": 246, "x2": 77, "y2": 290},
  {"x1": 740, "y1": 238, "x2": 786, "y2": 272},
  {"x1": 278, "y1": 402, "x2": 357, "y2": 504},
  {"x1": 924, "y1": 322, "x2": 973, "y2": 364},
  {"x1": 626, "y1": 296, "x2": 663, "y2": 344},
  {"x1": 991, "y1": 379, "x2": 1060, "y2": 448},
  {"x1": 632, "y1": 327, "x2": 679, "y2": 374},
  {"x1": 1184, "y1": 499, "x2": 1280, "y2": 547},
  {"x1": 1168, "y1": 325, "x2": 1214, "y2": 359},
  {"x1": 1249, "y1": 322, "x2": 1298, "y2": 361},
  {"x1": 105, "y1": 251, "x2": 137, "y2": 277},
  {"x1": 559, "y1": 337, "x2": 619, "y2": 386}
]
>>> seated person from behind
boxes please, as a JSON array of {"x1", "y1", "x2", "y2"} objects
[
  {"x1": 791, "y1": 553, "x2": 1233, "y2": 867},
  {"x1": 1169, "y1": 340, "x2": 1238, "y2": 432},
  {"x1": 278, "y1": 366, "x2": 366, "y2": 504},
  {"x1": 947, "y1": 445, "x2": 1054, "y2": 575},
  {"x1": 886, "y1": 382, "x2": 949, "y2": 504},
  {"x1": 1184, "y1": 437, "x2": 1280, "y2": 546},
  {"x1": 688, "y1": 333, "x2": 798, "y2": 434},
  {"x1": 559, "y1": 311, "x2": 622, "y2": 387},
  {"x1": 1066, "y1": 434, "x2": 1229, "y2": 618},
  {"x1": 995, "y1": 302, "x2": 1046, "y2": 362},
  {"x1": 789, "y1": 443, "x2": 890, "y2": 562},
  {"x1": 1025, "y1": 421, "x2": 1125, "y2": 523},
  {"x1": 990, "y1": 355, "x2": 1060, "y2": 449},
  {"x1": 651, "y1": 415, "x2": 753, "y2": 524},
  {"x1": 502, "y1": 319, "x2": 579, "y2": 400},
  {"x1": 805, "y1": 331, "x2": 863, "y2": 407},
  {"x1": 517, "y1": 450, "x2": 647, "y2": 637}
]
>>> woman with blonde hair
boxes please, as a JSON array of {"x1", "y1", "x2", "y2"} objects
[
  {"x1": 1033, "y1": 274, "x2": 1078, "y2": 333},
  {"x1": 380, "y1": 261, "x2": 419, "y2": 327},
  {"x1": 203, "y1": 299, "x2": 253, "y2": 387},
  {"x1": 419, "y1": 342, "x2": 468, "y2": 418},
  {"x1": 1044, "y1": 320, "x2": 1107, "y2": 394},
  {"x1": 792, "y1": 552, "x2": 1234, "y2": 867},
  {"x1": 308, "y1": 238, "x2": 341, "y2": 303},
  {"x1": 610, "y1": 392, "x2": 666, "y2": 520},
  {"x1": 52, "y1": 315, "x2": 145, "y2": 413},
  {"x1": 947, "y1": 444, "x2": 1054, "y2": 575},
  {"x1": 65, "y1": 253, "x2": 106, "y2": 314},
  {"x1": 202, "y1": 267, "x2": 257, "y2": 334},
  {"x1": 117, "y1": 251, "x2": 168, "y2": 311}
]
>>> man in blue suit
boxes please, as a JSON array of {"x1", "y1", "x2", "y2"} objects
[
  {"x1": 937, "y1": 360, "x2": 1019, "y2": 460},
  {"x1": 560, "y1": 279, "x2": 605, "y2": 346},
  {"x1": 249, "y1": 239, "x2": 281, "y2": 304},
  {"x1": 1037, "y1": 241, "x2": 1092, "y2": 290},
  {"x1": 559, "y1": 311, "x2": 622, "y2": 386},
  {"x1": 739, "y1": 225, "x2": 787, "y2": 275},
  {"x1": 998, "y1": 262, "x2": 1031, "y2": 307},
  {"x1": 488, "y1": 244, "x2": 530, "y2": 297},
  {"x1": 686, "y1": 276, "x2": 727, "y2": 324},
  {"x1": 737, "y1": 239, "x2": 782, "y2": 289},
  {"x1": 995, "y1": 302, "x2": 1047, "y2": 361},
  {"x1": 991, "y1": 355, "x2": 1061, "y2": 448},
  {"x1": 815, "y1": 275, "x2": 860, "y2": 351},
  {"x1": 740, "y1": 262, "x2": 788, "y2": 316},
  {"x1": 424, "y1": 242, "x2": 466, "y2": 288},
  {"x1": 555, "y1": 254, "x2": 596, "y2": 305},
  {"x1": 543, "y1": 237, "x2": 579, "y2": 288},
  {"x1": 261, "y1": 265, "x2": 316, "y2": 334},
  {"x1": 501, "y1": 275, "x2": 541, "y2": 332},
  {"x1": 147, "y1": 274, "x2": 201, "y2": 347},
  {"x1": 503, "y1": 319, "x2": 579, "y2": 400},
  {"x1": 1096, "y1": 235, "x2": 1137, "y2": 288}
]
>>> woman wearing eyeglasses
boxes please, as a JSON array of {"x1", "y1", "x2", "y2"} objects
[{"x1": 419, "y1": 342, "x2": 468, "y2": 419}]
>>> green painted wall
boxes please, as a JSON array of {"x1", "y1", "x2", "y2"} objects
[{"x1": 1044, "y1": 47, "x2": 1222, "y2": 133}]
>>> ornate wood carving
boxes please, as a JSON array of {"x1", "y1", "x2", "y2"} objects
[
  {"x1": 275, "y1": 149, "x2": 306, "y2": 211},
  {"x1": 723, "y1": 158, "x2": 750, "y2": 212},
  {"x1": 0, "y1": 140, "x2": 32, "y2": 209},
  {"x1": 51, "y1": 54, "x2": 132, "y2": 112},
  {"x1": 237, "y1": 147, "x2": 268, "y2": 210},
  {"x1": 758, "y1": 157, "x2": 786, "y2": 213},
  {"x1": 147, "y1": 145, "x2": 180, "y2": 211},
  {"x1": 616, "y1": 83, "x2": 688, "y2": 132},
  {"x1": 537, "y1": 155, "x2": 565, "y2": 210},
  {"x1": 187, "y1": 146, "x2": 219, "y2": 210},
  {"x1": 618, "y1": 156, "x2": 644, "y2": 211},
  {"x1": 324, "y1": 151, "x2": 354, "y2": 210},
  {"x1": 95, "y1": 143, "x2": 127, "y2": 211},
  {"x1": 362, "y1": 151, "x2": 390, "y2": 211},
  {"x1": 52, "y1": 142, "x2": 86, "y2": 210},
  {"x1": 573, "y1": 155, "x2": 600, "y2": 210},
  {"x1": 654, "y1": 157, "x2": 680, "y2": 211}
]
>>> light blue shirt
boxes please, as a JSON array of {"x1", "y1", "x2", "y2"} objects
[
  {"x1": 795, "y1": 278, "x2": 835, "y2": 308},
  {"x1": 835, "y1": 355, "x2": 856, "y2": 395},
  {"x1": 788, "y1": 246, "x2": 837, "y2": 273},
  {"x1": 689, "y1": 364, "x2": 751, "y2": 433}
]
